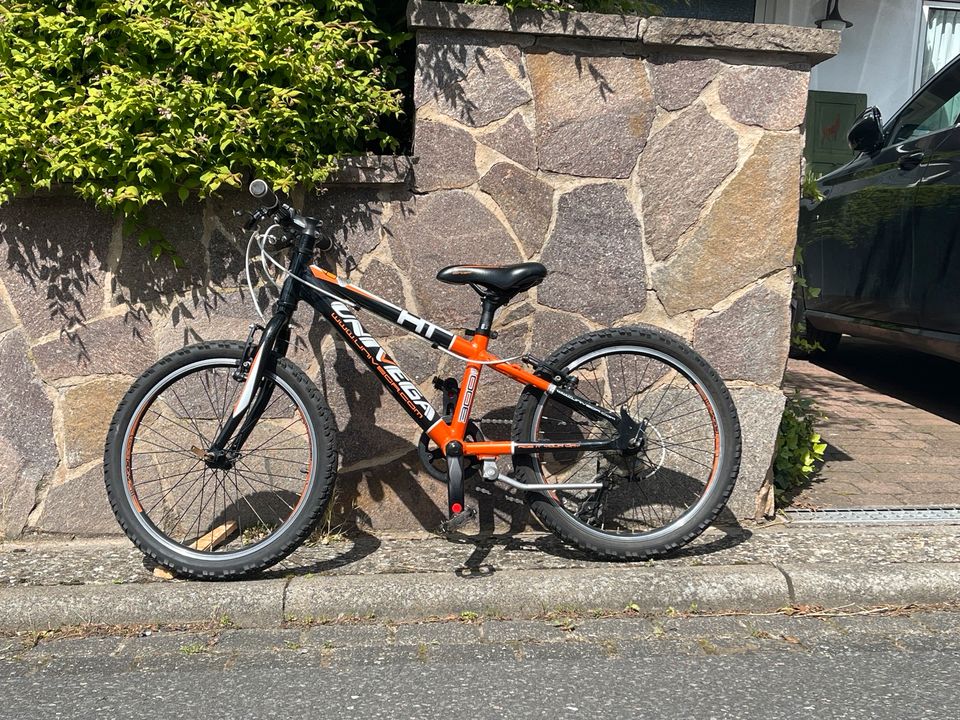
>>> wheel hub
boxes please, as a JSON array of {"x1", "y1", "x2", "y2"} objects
[{"x1": 192, "y1": 446, "x2": 238, "y2": 471}]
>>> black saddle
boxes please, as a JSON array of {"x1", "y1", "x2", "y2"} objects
[{"x1": 436, "y1": 262, "x2": 547, "y2": 297}]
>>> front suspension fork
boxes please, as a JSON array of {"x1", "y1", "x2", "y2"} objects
[{"x1": 208, "y1": 312, "x2": 291, "y2": 458}]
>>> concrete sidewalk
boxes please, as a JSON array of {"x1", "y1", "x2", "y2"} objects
[{"x1": 2, "y1": 523, "x2": 959, "y2": 631}]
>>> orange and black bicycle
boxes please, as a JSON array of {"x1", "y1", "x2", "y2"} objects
[{"x1": 104, "y1": 181, "x2": 742, "y2": 579}]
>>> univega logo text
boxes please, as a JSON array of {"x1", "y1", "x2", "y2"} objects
[{"x1": 330, "y1": 301, "x2": 437, "y2": 423}]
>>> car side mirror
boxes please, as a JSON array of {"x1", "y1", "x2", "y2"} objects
[{"x1": 848, "y1": 107, "x2": 884, "y2": 154}]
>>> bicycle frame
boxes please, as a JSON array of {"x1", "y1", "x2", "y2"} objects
[
  {"x1": 298, "y1": 265, "x2": 622, "y2": 459},
  {"x1": 210, "y1": 250, "x2": 630, "y2": 517}
]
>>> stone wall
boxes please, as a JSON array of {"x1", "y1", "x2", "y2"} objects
[{"x1": 0, "y1": 1, "x2": 837, "y2": 538}]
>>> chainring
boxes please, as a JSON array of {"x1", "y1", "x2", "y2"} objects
[{"x1": 417, "y1": 419, "x2": 484, "y2": 482}]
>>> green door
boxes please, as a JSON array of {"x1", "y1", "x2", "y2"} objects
[{"x1": 805, "y1": 91, "x2": 868, "y2": 176}]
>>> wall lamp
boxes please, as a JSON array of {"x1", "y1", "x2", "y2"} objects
[{"x1": 816, "y1": 0, "x2": 853, "y2": 31}]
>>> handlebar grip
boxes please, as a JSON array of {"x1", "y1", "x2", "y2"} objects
[{"x1": 249, "y1": 179, "x2": 270, "y2": 199}]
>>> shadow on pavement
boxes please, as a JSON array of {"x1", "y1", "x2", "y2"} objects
[
  {"x1": 439, "y1": 504, "x2": 752, "y2": 577},
  {"x1": 814, "y1": 337, "x2": 960, "y2": 424}
]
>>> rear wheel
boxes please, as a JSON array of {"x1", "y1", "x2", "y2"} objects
[
  {"x1": 104, "y1": 341, "x2": 337, "y2": 579},
  {"x1": 513, "y1": 326, "x2": 741, "y2": 559}
]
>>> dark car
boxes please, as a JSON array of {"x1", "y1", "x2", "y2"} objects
[{"x1": 795, "y1": 54, "x2": 960, "y2": 362}]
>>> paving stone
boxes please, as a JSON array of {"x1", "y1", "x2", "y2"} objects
[
  {"x1": 527, "y1": 308, "x2": 592, "y2": 358},
  {"x1": 719, "y1": 64, "x2": 810, "y2": 131},
  {"x1": 304, "y1": 187, "x2": 385, "y2": 262},
  {"x1": 113, "y1": 200, "x2": 207, "y2": 307},
  {"x1": 413, "y1": 120, "x2": 479, "y2": 192},
  {"x1": 415, "y1": 34, "x2": 531, "y2": 128},
  {"x1": 479, "y1": 162, "x2": 553, "y2": 257},
  {"x1": 693, "y1": 276, "x2": 792, "y2": 385},
  {"x1": 570, "y1": 617, "x2": 656, "y2": 641},
  {"x1": 303, "y1": 625, "x2": 390, "y2": 650},
  {"x1": 652, "y1": 132, "x2": 801, "y2": 315},
  {"x1": 0, "y1": 298, "x2": 15, "y2": 334},
  {"x1": 0, "y1": 195, "x2": 112, "y2": 342},
  {"x1": 727, "y1": 386, "x2": 786, "y2": 518},
  {"x1": 31, "y1": 312, "x2": 157, "y2": 381},
  {"x1": 215, "y1": 628, "x2": 306, "y2": 653},
  {"x1": 482, "y1": 619, "x2": 572, "y2": 644},
  {"x1": 394, "y1": 622, "x2": 482, "y2": 646},
  {"x1": 61, "y1": 377, "x2": 131, "y2": 468},
  {"x1": 538, "y1": 183, "x2": 646, "y2": 323},
  {"x1": 35, "y1": 466, "x2": 120, "y2": 536},
  {"x1": 477, "y1": 113, "x2": 538, "y2": 170},
  {"x1": 383, "y1": 190, "x2": 521, "y2": 328},
  {"x1": 641, "y1": 16, "x2": 840, "y2": 62},
  {"x1": 638, "y1": 102, "x2": 738, "y2": 260},
  {"x1": 527, "y1": 51, "x2": 655, "y2": 178},
  {"x1": 649, "y1": 54, "x2": 723, "y2": 110},
  {"x1": 0, "y1": 330, "x2": 58, "y2": 538}
]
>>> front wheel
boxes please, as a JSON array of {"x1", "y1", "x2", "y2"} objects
[
  {"x1": 512, "y1": 326, "x2": 741, "y2": 559},
  {"x1": 104, "y1": 341, "x2": 338, "y2": 579}
]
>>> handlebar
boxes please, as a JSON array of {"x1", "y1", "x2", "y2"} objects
[{"x1": 243, "y1": 179, "x2": 332, "y2": 253}]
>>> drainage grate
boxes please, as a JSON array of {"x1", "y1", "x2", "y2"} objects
[{"x1": 784, "y1": 507, "x2": 960, "y2": 525}]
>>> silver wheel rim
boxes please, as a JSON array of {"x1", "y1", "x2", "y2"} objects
[
  {"x1": 121, "y1": 357, "x2": 319, "y2": 563},
  {"x1": 531, "y1": 344, "x2": 726, "y2": 542}
]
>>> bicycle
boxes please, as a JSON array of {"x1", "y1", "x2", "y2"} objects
[{"x1": 104, "y1": 180, "x2": 742, "y2": 579}]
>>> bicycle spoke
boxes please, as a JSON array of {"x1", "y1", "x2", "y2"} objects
[{"x1": 123, "y1": 355, "x2": 314, "y2": 558}]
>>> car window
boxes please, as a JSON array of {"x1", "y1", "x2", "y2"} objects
[{"x1": 887, "y1": 64, "x2": 960, "y2": 145}]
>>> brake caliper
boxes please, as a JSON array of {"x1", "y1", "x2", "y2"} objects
[{"x1": 233, "y1": 323, "x2": 264, "y2": 382}]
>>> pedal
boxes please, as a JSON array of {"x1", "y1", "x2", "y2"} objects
[{"x1": 439, "y1": 506, "x2": 477, "y2": 533}]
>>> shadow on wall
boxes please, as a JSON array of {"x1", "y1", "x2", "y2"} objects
[
  {"x1": 0, "y1": 185, "x2": 399, "y2": 367},
  {"x1": 314, "y1": 322, "x2": 537, "y2": 535}
]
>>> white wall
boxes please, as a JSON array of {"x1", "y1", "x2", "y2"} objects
[{"x1": 763, "y1": 0, "x2": 924, "y2": 120}]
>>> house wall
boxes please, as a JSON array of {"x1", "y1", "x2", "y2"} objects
[
  {"x1": 765, "y1": 0, "x2": 925, "y2": 119},
  {"x1": 0, "y1": 1, "x2": 838, "y2": 539}
]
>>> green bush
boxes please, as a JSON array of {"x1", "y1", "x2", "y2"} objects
[
  {"x1": 0, "y1": 0, "x2": 403, "y2": 252},
  {"x1": 773, "y1": 392, "x2": 827, "y2": 502}
]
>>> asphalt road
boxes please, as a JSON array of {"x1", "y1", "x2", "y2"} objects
[{"x1": 2, "y1": 611, "x2": 959, "y2": 720}]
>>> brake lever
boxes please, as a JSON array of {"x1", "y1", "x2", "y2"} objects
[{"x1": 244, "y1": 207, "x2": 268, "y2": 231}]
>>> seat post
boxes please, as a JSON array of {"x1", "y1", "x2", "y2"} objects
[{"x1": 476, "y1": 295, "x2": 503, "y2": 337}]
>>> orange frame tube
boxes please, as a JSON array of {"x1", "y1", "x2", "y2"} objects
[{"x1": 427, "y1": 334, "x2": 552, "y2": 459}]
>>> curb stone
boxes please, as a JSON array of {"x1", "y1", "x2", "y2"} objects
[
  {"x1": 283, "y1": 565, "x2": 789, "y2": 621},
  {"x1": 1, "y1": 563, "x2": 958, "y2": 632},
  {"x1": 0, "y1": 579, "x2": 285, "y2": 631},
  {"x1": 781, "y1": 563, "x2": 960, "y2": 608}
]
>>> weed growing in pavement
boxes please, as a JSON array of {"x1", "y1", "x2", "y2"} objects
[
  {"x1": 772, "y1": 392, "x2": 827, "y2": 504},
  {"x1": 178, "y1": 642, "x2": 206, "y2": 655},
  {"x1": 696, "y1": 638, "x2": 719, "y2": 655}
]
